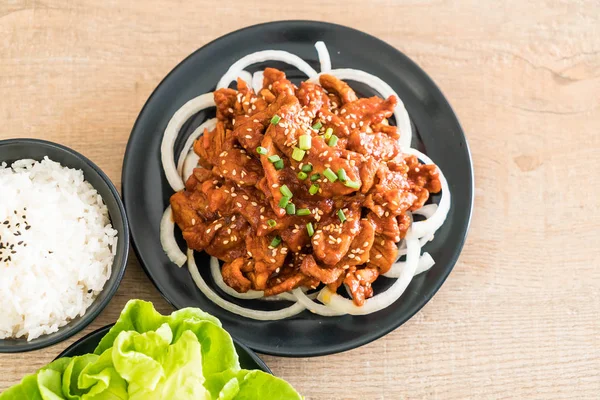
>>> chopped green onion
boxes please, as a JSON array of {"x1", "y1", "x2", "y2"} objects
[
  {"x1": 312, "y1": 121, "x2": 322, "y2": 130},
  {"x1": 328, "y1": 134, "x2": 339, "y2": 147},
  {"x1": 301, "y1": 164, "x2": 313, "y2": 173},
  {"x1": 323, "y1": 168, "x2": 338, "y2": 182},
  {"x1": 279, "y1": 185, "x2": 293, "y2": 198},
  {"x1": 337, "y1": 209, "x2": 347, "y2": 223},
  {"x1": 297, "y1": 171, "x2": 308, "y2": 180},
  {"x1": 270, "y1": 115, "x2": 281, "y2": 125},
  {"x1": 292, "y1": 147, "x2": 306, "y2": 162},
  {"x1": 337, "y1": 168, "x2": 348, "y2": 182},
  {"x1": 297, "y1": 208, "x2": 311, "y2": 216},
  {"x1": 267, "y1": 219, "x2": 277, "y2": 228},
  {"x1": 344, "y1": 180, "x2": 361, "y2": 189},
  {"x1": 310, "y1": 173, "x2": 320, "y2": 182},
  {"x1": 256, "y1": 146, "x2": 267, "y2": 155},
  {"x1": 278, "y1": 196, "x2": 291, "y2": 208},
  {"x1": 273, "y1": 160, "x2": 284, "y2": 170},
  {"x1": 270, "y1": 236, "x2": 282, "y2": 247},
  {"x1": 268, "y1": 155, "x2": 281, "y2": 163},
  {"x1": 286, "y1": 203, "x2": 296, "y2": 215},
  {"x1": 299, "y1": 135, "x2": 312, "y2": 150},
  {"x1": 309, "y1": 184, "x2": 319, "y2": 195},
  {"x1": 306, "y1": 222, "x2": 315, "y2": 237},
  {"x1": 324, "y1": 127, "x2": 333, "y2": 140}
]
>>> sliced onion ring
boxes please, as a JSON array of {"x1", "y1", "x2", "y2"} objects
[
  {"x1": 188, "y1": 249, "x2": 306, "y2": 320},
  {"x1": 237, "y1": 70, "x2": 252, "y2": 86},
  {"x1": 318, "y1": 237, "x2": 421, "y2": 315},
  {"x1": 403, "y1": 148, "x2": 451, "y2": 240},
  {"x1": 384, "y1": 252, "x2": 435, "y2": 278},
  {"x1": 251, "y1": 71, "x2": 264, "y2": 94},
  {"x1": 176, "y1": 118, "x2": 218, "y2": 177},
  {"x1": 412, "y1": 204, "x2": 438, "y2": 219},
  {"x1": 210, "y1": 256, "x2": 265, "y2": 299},
  {"x1": 160, "y1": 206, "x2": 186, "y2": 267},
  {"x1": 161, "y1": 93, "x2": 215, "y2": 191},
  {"x1": 181, "y1": 152, "x2": 200, "y2": 181},
  {"x1": 309, "y1": 68, "x2": 412, "y2": 149},
  {"x1": 315, "y1": 41, "x2": 331, "y2": 72},
  {"x1": 292, "y1": 288, "x2": 346, "y2": 316},
  {"x1": 217, "y1": 50, "x2": 318, "y2": 89},
  {"x1": 396, "y1": 234, "x2": 433, "y2": 260}
]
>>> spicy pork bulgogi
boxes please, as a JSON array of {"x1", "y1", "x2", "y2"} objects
[{"x1": 170, "y1": 68, "x2": 441, "y2": 306}]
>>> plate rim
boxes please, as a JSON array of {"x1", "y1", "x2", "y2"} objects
[{"x1": 122, "y1": 20, "x2": 474, "y2": 357}]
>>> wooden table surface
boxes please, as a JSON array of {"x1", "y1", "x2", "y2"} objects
[{"x1": 1, "y1": 1, "x2": 599, "y2": 399}]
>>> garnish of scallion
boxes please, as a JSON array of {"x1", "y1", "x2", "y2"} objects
[
  {"x1": 270, "y1": 115, "x2": 281, "y2": 125},
  {"x1": 292, "y1": 147, "x2": 306, "y2": 162},
  {"x1": 270, "y1": 236, "x2": 282, "y2": 247},
  {"x1": 337, "y1": 209, "x2": 347, "y2": 223},
  {"x1": 323, "y1": 168, "x2": 338, "y2": 182},
  {"x1": 279, "y1": 185, "x2": 293, "y2": 198},
  {"x1": 299, "y1": 135, "x2": 312, "y2": 150}
]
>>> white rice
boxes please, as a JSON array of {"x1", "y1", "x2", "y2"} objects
[{"x1": 0, "y1": 157, "x2": 117, "y2": 341}]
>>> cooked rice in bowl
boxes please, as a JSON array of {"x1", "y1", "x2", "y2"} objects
[{"x1": 0, "y1": 157, "x2": 117, "y2": 341}]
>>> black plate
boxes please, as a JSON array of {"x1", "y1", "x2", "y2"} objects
[
  {"x1": 0, "y1": 139, "x2": 129, "y2": 353},
  {"x1": 122, "y1": 21, "x2": 473, "y2": 356},
  {"x1": 55, "y1": 324, "x2": 271, "y2": 373}
]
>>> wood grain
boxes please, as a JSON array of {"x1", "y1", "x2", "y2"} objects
[{"x1": 1, "y1": 0, "x2": 599, "y2": 398}]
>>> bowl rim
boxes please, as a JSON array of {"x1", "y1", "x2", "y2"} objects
[{"x1": 0, "y1": 138, "x2": 130, "y2": 353}]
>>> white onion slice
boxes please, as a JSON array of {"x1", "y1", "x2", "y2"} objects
[
  {"x1": 217, "y1": 50, "x2": 318, "y2": 89},
  {"x1": 251, "y1": 71, "x2": 264, "y2": 93},
  {"x1": 396, "y1": 234, "x2": 434, "y2": 259},
  {"x1": 237, "y1": 70, "x2": 252, "y2": 85},
  {"x1": 318, "y1": 238, "x2": 420, "y2": 315},
  {"x1": 176, "y1": 118, "x2": 218, "y2": 177},
  {"x1": 259, "y1": 290, "x2": 318, "y2": 301},
  {"x1": 210, "y1": 257, "x2": 265, "y2": 299},
  {"x1": 384, "y1": 252, "x2": 435, "y2": 278},
  {"x1": 160, "y1": 206, "x2": 186, "y2": 267},
  {"x1": 161, "y1": 93, "x2": 215, "y2": 191},
  {"x1": 182, "y1": 152, "x2": 200, "y2": 181},
  {"x1": 412, "y1": 204, "x2": 438, "y2": 219},
  {"x1": 309, "y1": 68, "x2": 412, "y2": 149},
  {"x1": 292, "y1": 288, "x2": 346, "y2": 316},
  {"x1": 314, "y1": 41, "x2": 331, "y2": 72},
  {"x1": 258, "y1": 292, "x2": 295, "y2": 302},
  {"x1": 403, "y1": 148, "x2": 451, "y2": 240},
  {"x1": 187, "y1": 249, "x2": 306, "y2": 320}
]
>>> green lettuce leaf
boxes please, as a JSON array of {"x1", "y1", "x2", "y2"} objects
[
  {"x1": 0, "y1": 300, "x2": 302, "y2": 400},
  {"x1": 234, "y1": 370, "x2": 303, "y2": 400},
  {"x1": 111, "y1": 326, "x2": 209, "y2": 399},
  {"x1": 0, "y1": 358, "x2": 71, "y2": 400},
  {"x1": 78, "y1": 349, "x2": 128, "y2": 399},
  {"x1": 97, "y1": 300, "x2": 238, "y2": 376}
]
